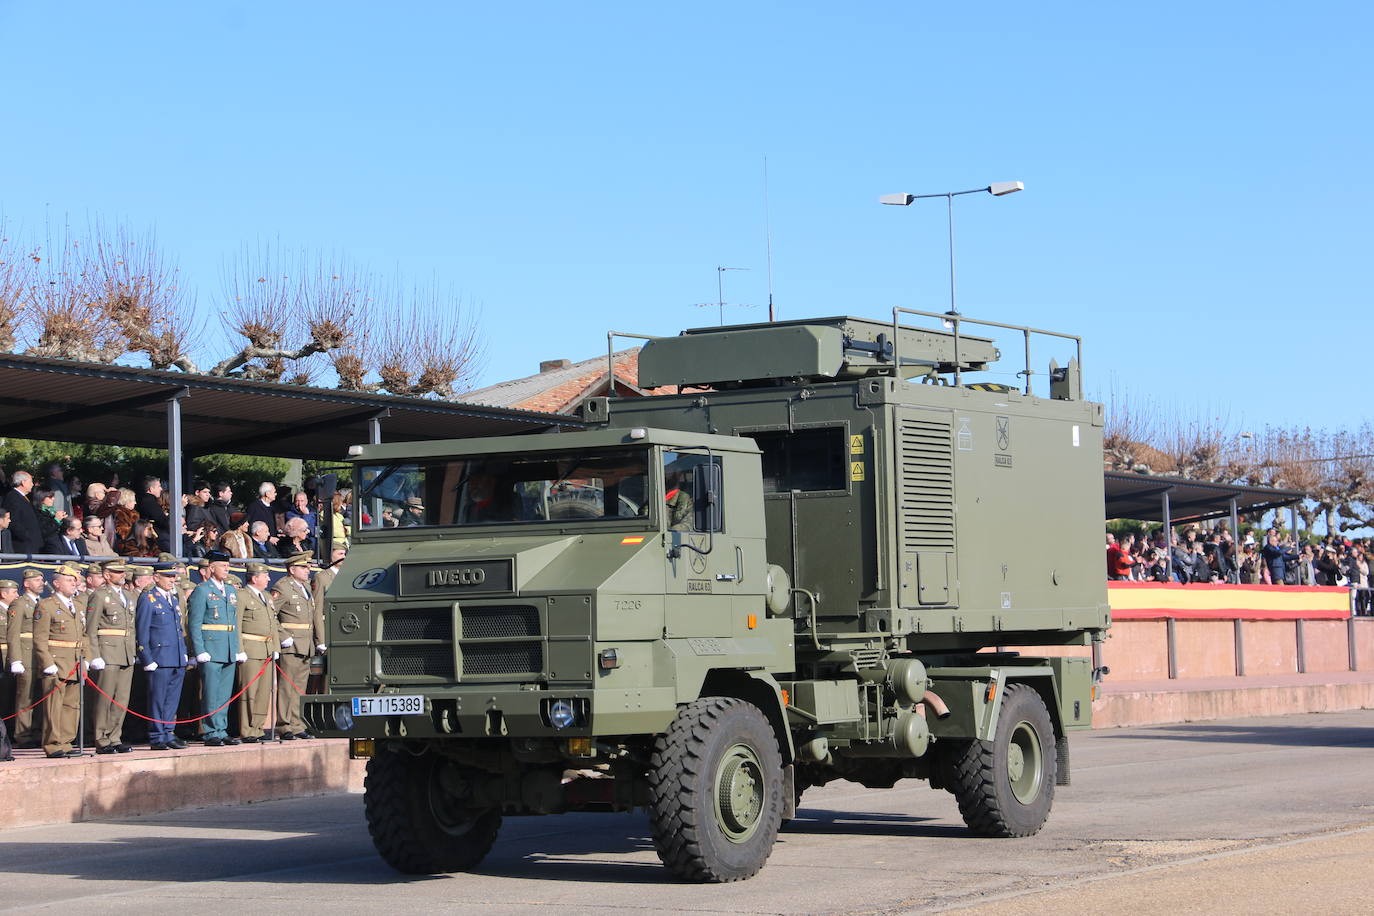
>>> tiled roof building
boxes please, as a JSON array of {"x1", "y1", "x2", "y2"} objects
[{"x1": 461, "y1": 348, "x2": 663, "y2": 416}]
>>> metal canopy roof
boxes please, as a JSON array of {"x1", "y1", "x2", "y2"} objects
[
  {"x1": 1105, "y1": 471, "x2": 1304, "y2": 524},
  {"x1": 0, "y1": 353, "x2": 583, "y2": 460}
]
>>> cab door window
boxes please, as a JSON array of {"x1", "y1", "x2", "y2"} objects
[{"x1": 662, "y1": 451, "x2": 723, "y2": 532}]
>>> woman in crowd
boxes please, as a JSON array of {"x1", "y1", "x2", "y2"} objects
[
  {"x1": 112, "y1": 488, "x2": 140, "y2": 548},
  {"x1": 30, "y1": 487, "x2": 66, "y2": 551},
  {"x1": 220, "y1": 512, "x2": 252, "y2": 559},
  {"x1": 330, "y1": 490, "x2": 351, "y2": 543},
  {"x1": 120, "y1": 518, "x2": 159, "y2": 557}
]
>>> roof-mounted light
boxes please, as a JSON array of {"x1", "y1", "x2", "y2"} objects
[{"x1": 629, "y1": 427, "x2": 647, "y2": 440}]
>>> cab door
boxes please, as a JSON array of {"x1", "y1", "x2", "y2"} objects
[{"x1": 663, "y1": 451, "x2": 735, "y2": 637}]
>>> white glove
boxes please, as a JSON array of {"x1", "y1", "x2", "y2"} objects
[
  {"x1": 144, "y1": 662, "x2": 158, "y2": 672},
  {"x1": 43, "y1": 664, "x2": 59, "y2": 675},
  {"x1": 9, "y1": 661, "x2": 22, "y2": 675},
  {"x1": 186, "y1": 657, "x2": 197, "y2": 667},
  {"x1": 89, "y1": 657, "x2": 106, "y2": 671},
  {"x1": 316, "y1": 644, "x2": 327, "y2": 653},
  {"x1": 272, "y1": 651, "x2": 280, "y2": 659},
  {"x1": 235, "y1": 651, "x2": 247, "y2": 663},
  {"x1": 196, "y1": 652, "x2": 212, "y2": 663},
  {"x1": 280, "y1": 637, "x2": 294, "y2": 648}
]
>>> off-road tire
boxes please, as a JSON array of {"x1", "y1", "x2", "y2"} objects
[
  {"x1": 648, "y1": 697, "x2": 784, "y2": 882},
  {"x1": 949, "y1": 683, "x2": 1056, "y2": 837},
  {"x1": 364, "y1": 748, "x2": 502, "y2": 874}
]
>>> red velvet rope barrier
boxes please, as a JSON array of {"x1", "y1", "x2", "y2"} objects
[
  {"x1": 0, "y1": 662, "x2": 80, "y2": 720},
  {"x1": 82, "y1": 657, "x2": 272, "y2": 725}
]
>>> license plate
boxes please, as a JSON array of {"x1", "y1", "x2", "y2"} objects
[{"x1": 352, "y1": 695, "x2": 425, "y2": 717}]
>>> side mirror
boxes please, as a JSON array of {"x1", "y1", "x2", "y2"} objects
[{"x1": 692, "y1": 461, "x2": 723, "y2": 533}]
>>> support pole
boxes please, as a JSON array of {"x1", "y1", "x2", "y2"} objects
[
  {"x1": 1230, "y1": 497, "x2": 1241, "y2": 584},
  {"x1": 1166, "y1": 617, "x2": 1178, "y2": 679},
  {"x1": 166, "y1": 390, "x2": 188, "y2": 559},
  {"x1": 1234, "y1": 618, "x2": 1245, "y2": 676},
  {"x1": 1296, "y1": 618, "x2": 1307, "y2": 674},
  {"x1": 367, "y1": 414, "x2": 383, "y2": 530},
  {"x1": 1349, "y1": 614, "x2": 1358, "y2": 672},
  {"x1": 1162, "y1": 490, "x2": 1174, "y2": 582}
]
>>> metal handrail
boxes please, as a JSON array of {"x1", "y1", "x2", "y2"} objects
[
  {"x1": 891, "y1": 306, "x2": 1082, "y2": 392},
  {"x1": 605, "y1": 330, "x2": 662, "y2": 398}
]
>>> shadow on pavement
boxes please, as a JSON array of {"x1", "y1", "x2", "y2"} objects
[{"x1": 1094, "y1": 722, "x2": 1374, "y2": 749}]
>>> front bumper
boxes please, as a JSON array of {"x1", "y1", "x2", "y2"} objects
[{"x1": 305, "y1": 685, "x2": 677, "y2": 740}]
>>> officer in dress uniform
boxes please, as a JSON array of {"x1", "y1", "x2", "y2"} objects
[
  {"x1": 136, "y1": 563, "x2": 188, "y2": 750},
  {"x1": 187, "y1": 550, "x2": 244, "y2": 746},
  {"x1": 0, "y1": 578, "x2": 17, "y2": 723},
  {"x1": 85, "y1": 559, "x2": 137, "y2": 753},
  {"x1": 274, "y1": 553, "x2": 324, "y2": 739},
  {"x1": 236, "y1": 561, "x2": 280, "y2": 741},
  {"x1": 6, "y1": 568, "x2": 48, "y2": 748},
  {"x1": 33, "y1": 565, "x2": 88, "y2": 758}
]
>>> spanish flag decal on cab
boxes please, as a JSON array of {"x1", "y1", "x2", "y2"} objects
[{"x1": 620, "y1": 536, "x2": 646, "y2": 545}]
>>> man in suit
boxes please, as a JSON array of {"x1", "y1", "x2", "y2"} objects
[
  {"x1": 0, "y1": 508, "x2": 14, "y2": 554},
  {"x1": 2, "y1": 471, "x2": 43, "y2": 555},
  {"x1": 85, "y1": 559, "x2": 137, "y2": 754},
  {"x1": 136, "y1": 563, "x2": 188, "y2": 750},
  {"x1": 51, "y1": 517, "x2": 88, "y2": 557},
  {"x1": 274, "y1": 553, "x2": 323, "y2": 739},
  {"x1": 235, "y1": 561, "x2": 279, "y2": 742},
  {"x1": 6, "y1": 568, "x2": 46, "y2": 747},
  {"x1": 249, "y1": 521, "x2": 279, "y2": 559},
  {"x1": 187, "y1": 550, "x2": 244, "y2": 746},
  {"x1": 135, "y1": 477, "x2": 172, "y2": 553},
  {"x1": 33, "y1": 565, "x2": 87, "y2": 758}
]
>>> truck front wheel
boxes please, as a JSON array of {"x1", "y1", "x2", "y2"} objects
[
  {"x1": 648, "y1": 697, "x2": 784, "y2": 882},
  {"x1": 363, "y1": 748, "x2": 502, "y2": 874},
  {"x1": 949, "y1": 683, "x2": 1057, "y2": 837}
]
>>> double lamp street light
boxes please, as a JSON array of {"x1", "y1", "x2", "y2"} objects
[{"x1": 880, "y1": 181, "x2": 1024, "y2": 320}]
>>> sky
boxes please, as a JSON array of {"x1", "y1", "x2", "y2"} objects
[{"x1": 2, "y1": 1, "x2": 1370, "y2": 433}]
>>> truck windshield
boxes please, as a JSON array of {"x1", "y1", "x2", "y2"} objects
[{"x1": 356, "y1": 449, "x2": 650, "y2": 529}]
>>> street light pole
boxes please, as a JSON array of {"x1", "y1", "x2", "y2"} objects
[{"x1": 880, "y1": 182, "x2": 1023, "y2": 319}]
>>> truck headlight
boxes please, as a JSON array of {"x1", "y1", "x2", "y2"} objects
[
  {"x1": 334, "y1": 704, "x2": 355, "y2": 731},
  {"x1": 548, "y1": 699, "x2": 576, "y2": 729}
]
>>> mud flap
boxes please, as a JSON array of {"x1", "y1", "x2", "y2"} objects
[{"x1": 782, "y1": 764, "x2": 796, "y2": 819}]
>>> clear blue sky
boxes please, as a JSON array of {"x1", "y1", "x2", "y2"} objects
[{"x1": 2, "y1": 2, "x2": 1369, "y2": 432}]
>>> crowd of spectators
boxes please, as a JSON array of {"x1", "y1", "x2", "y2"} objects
[
  {"x1": 1107, "y1": 525, "x2": 1373, "y2": 603},
  {"x1": 0, "y1": 463, "x2": 352, "y2": 561}
]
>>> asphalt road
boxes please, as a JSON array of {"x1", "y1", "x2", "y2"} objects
[{"x1": 4, "y1": 709, "x2": 1374, "y2": 915}]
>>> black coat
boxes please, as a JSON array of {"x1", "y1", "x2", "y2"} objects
[{"x1": 1, "y1": 488, "x2": 42, "y2": 554}]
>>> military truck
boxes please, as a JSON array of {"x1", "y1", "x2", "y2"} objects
[{"x1": 307, "y1": 310, "x2": 1109, "y2": 883}]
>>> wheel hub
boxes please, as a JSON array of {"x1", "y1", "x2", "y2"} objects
[
  {"x1": 716, "y1": 744, "x2": 765, "y2": 842},
  {"x1": 1007, "y1": 721, "x2": 1043, "y2": 804}
]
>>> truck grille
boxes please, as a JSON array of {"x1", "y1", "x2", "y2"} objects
[
  {"x1": 382, "y1": 608, "x2": 453, "y2": 641},
  {"x1": 374, "y1": 603, "x2": 545, "y2": 681},
  {"x1": 462, "y1": 643, "x2": 544, "y2": 677},
  {"x1": 380, "y1": 645, "x2": 455, "y2": 678},
  {"x1": 461, "y1": 605, "x2": 540, "y2": 639}
]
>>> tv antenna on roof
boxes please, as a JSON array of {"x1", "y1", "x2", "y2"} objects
[{"x1": 691, "y1": 266, "x2": 754, "y2": 325}]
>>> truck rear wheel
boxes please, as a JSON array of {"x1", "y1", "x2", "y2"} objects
[
  {"x1": 363, "y1": 748, "x2": 502, "y2": 874},
  {"x1": 648, "y1": 697, "x2": 784, "y2": 882},
  {"x1": 949, "y1": 683, "x2": 1056, "y2": 837}
]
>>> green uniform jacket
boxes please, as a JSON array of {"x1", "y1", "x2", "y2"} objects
[
  {"x1": 188, "y1": 579, "x2": 241, "y2": 662},
  {"x1": 84, "y1": 584, "x2": 138, "y2": 666},
  {"x1": 6, "y1": 593, "x2": 40, "y2": 667},
  {"x1": 237, "y1": 586, "x2": 282, "y2": 661},
  {"x1": 33, "y1": 595, "x2": 88, "y2": 674},
  {"x1": 273, "y1": 577, "x2": 321, "y2": 657}
]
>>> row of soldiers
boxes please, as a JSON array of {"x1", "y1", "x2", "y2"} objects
[{"x1": 1, "y1": 546, "x2": 346, "y2": 757}]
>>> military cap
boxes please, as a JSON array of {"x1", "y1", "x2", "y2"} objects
[
  {"x1": 204, "y1": 549, "x2": 232, "y2": 563},
  {"x1": 404, "y1": 496, "x2": 424, "y2": 509},
  {"x1": 285, "y1": 552, "x2": 313, "y2": 568},
  {"x1": 157, "y1": 552, "x2": 179, "y2": 563},
  {"x1": 21, "y1": 567, "x2": 43, "y2": 581},
  {"x1": 195, "y1": 557, "x2": 210, "y2": 569},
  {"x1": 0, "y1": 579, "x2": 18, "y2": 591},
  {"x1": 244, "y1": 562, "x2": 268, "y2": 576},
  {"x1": 83, "y1": 564, "x2": 104, "y2": 577},
  {"x1": 130, "y1": 565, "x2": 154, "y2": 576},
  {"x1": 227, "y1": 574, "x2": 243, "y2": 587},
  {"x1": 152, "y1": 562, "x2": 179, "y2": 575},
  {"x1": 54, "y1": 564, "x2": 83, "y2": 579},
  {"x1": 102, "y1": 559, "x2": 127, "y2": 572}
]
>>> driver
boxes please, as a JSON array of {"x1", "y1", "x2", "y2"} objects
[
  {"x1": 665, "y1": 474, "x2": 693, "y2": 531},
  {"x1": 397, "y1": 497, "x2": 425, "y2": 527}
]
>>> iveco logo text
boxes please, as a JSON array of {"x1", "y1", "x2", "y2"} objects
[{"x1": 427, "y1": 568, "x2": 487, "y2": 587}]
